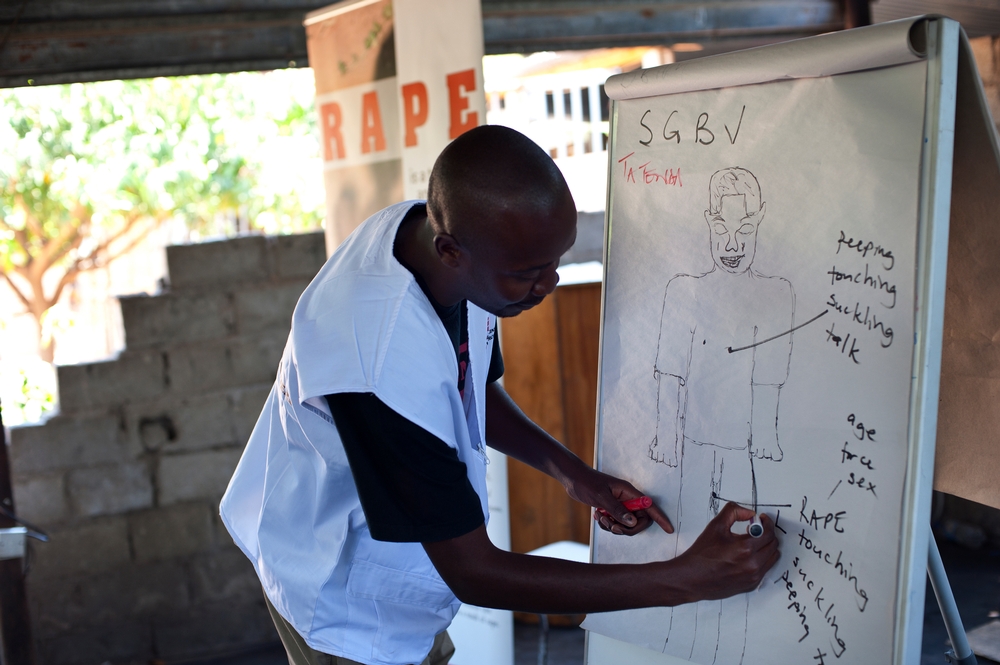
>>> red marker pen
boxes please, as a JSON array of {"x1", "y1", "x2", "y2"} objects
[
  {"x1": 621, "y1": 496, "x2": 653, "y2": 511},
  {"x1": 595, "y1": 496, "x2": 653, "y2": 520}
]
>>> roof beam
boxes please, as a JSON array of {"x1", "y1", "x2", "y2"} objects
[{"x1": 0, "y1": 0, "x2": 844, "y2": 88}]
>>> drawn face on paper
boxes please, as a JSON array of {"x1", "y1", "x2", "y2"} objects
[{"x1": 705, "y1": 195, "x2": 765, "y2": 274}]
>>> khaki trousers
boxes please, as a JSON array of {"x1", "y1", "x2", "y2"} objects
[{"x1": 264, "y1": 591, "x2": 455, "y2": 665}]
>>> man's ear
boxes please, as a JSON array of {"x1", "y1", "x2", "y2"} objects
[
  {"x1": 434, "y1": 233, "x2": 465, "y2": 269},
  {"x1": 753, "y1": 201, "x2": 767, "y2": 224},
  {"x1": 704, "y1": 210, "x2": 713, "y2": 226}
]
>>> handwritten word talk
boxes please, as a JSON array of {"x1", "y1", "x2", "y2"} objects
[{"x1": 825, "y1": 323, "x2": 860, "y2": 364}]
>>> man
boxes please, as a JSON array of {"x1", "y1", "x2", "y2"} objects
[
  {"x1": 650, "y1": 166, "x2": 794, "y2": 663},
  {"x1": 221, "y1": 129, "x2": 779, "y2": 665}
]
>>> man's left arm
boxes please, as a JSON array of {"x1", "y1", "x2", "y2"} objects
[{"x1": 485, "y1": 382, "x2": 673, "y2": 535}]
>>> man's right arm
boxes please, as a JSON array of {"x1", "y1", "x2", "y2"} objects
[{"x1": 423, "y1": 501, "x2": 779, "y2": 614}]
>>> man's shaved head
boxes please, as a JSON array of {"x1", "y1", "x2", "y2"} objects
[
  {"x1": 427, "y1": 125, "x2": 574, "y2": 250},
  {"x1": 404, "y1": 125, "x2": 577, "y2": 317}
]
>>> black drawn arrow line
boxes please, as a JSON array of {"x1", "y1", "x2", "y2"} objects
[
  {"x1": 711, "y1": 492, "x2": 793, "y2": 509},
  {"x1": 727, "y1": 309, "x2": 829, "y2": 354}
]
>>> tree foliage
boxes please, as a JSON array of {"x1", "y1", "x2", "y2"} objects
[{"x1": 0, "y1": 72, "x2": 323, "y2": 360}]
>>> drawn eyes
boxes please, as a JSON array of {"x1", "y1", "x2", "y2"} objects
[{"x1": 713, "y1": 222, "x2": 756, "y2": 235}]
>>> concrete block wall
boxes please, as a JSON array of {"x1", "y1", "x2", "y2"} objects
[{"x1": 8, "y1": 232, "x2": 326, "y2": 665}]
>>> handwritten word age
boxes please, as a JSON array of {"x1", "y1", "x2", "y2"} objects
[{"x1": 847, "y1": 413, "x2": 876, "y2": 441}]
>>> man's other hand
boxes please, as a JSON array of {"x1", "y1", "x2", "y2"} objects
[
  {"x1": 673, "y1": 502, "x2": 780, "y2": 602},
  {"x1": 565, "y1": 467, "x2": 674, "y2": 535}
]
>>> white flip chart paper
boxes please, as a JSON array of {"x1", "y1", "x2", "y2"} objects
[{"x1": 583, "y1": 59, "x2": 928, "y2": 665}]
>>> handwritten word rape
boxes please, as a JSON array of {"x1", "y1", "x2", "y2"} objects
[{"x1": 617, "y1": 153, "x2": 682, "y2": 187}]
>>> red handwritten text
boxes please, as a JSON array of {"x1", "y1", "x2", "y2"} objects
[{"x1": 618, "y1": 152, "x2": 682, "y2": 187}]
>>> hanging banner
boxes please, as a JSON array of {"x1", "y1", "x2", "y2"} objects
[
  {"x1": 305, "y1": 3, "x2": 509, "y2": 664},
  {"x1": 305, "y1": 0, "x2": 487, "y2": 245},
  {"x1": 306, "y1": 0, "x2": 400, "y2": 252},
  {"x1": 392, "y1": 0, "x2": 486, "y2": 200}
]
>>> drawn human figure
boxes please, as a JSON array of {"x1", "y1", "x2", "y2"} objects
[{"x1": 650, "y1": 167, "x2": 794, "y2": 664}]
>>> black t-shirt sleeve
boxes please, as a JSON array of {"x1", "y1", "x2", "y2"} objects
[
  {"x1": 326, "y1": 392, "x2": 485, "y2": 543},
  {"x1": 487, "y1": 325, "x2": 504, "y2": 384}
]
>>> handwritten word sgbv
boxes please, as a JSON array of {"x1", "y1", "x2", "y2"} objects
[{"x1": 634, "y1": 105, "x2": 746, "y2": 148}]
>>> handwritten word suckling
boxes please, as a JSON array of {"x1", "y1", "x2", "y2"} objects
[{"x1": 826, "y1": 294, "x2": 894, "y2": 347}]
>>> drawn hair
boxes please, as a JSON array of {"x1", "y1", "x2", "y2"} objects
[{"x1": 707, "y1": 167, "x2": 762, "y2": 216}]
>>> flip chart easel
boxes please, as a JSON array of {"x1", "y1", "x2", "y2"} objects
[{"x1": 583, "y1": 16, "x2": 1000, "y2": 665}]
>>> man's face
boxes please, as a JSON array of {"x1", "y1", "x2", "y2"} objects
[
  {"x1": 705, "y1": 194, "x2": 762, "y2": 274},
  {"x1": 463, "y1": 201, "x2": 578, "y2": 318}
]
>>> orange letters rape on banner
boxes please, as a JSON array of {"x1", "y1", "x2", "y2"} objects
[{"x1": 305, "y1": 0, "x2": 487, "y2": 251}]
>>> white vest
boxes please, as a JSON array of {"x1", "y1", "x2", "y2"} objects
[{"x1": 220, "y1": 202, "x2": 494, "y2": 665}]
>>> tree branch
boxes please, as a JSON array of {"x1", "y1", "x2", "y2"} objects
[
  {"x1": 48, "y1": 263, "x2": 81, "y2": 308},
  {"x1": 0, "y1": 269, "x2": 31, "y2": 311},
  {"x1": 0, "y1": 214, "x2": 33, "y2": 262},
  {"x1": 77, "y1": 211, "x2": 152, "y2": 271},
  {"x1": 34, "y1": 212, "x2": 85, "y2": 274}
]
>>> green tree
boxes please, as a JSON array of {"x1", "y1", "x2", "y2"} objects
[{"x1": 0, "y1": 72, "x2": 322, "y2": 361}]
